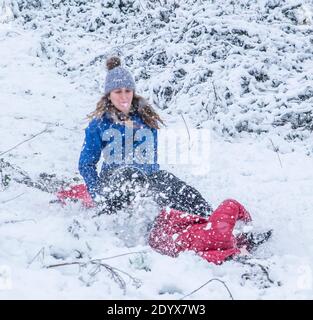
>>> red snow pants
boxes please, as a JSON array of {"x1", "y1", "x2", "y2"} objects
[{"x1": 148, "y1": 199, "x2": 252, "y2": 264}]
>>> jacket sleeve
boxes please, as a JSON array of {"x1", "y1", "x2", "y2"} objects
[{"x1": 78, "y1": 120, "x2": 103, "y2": 198}]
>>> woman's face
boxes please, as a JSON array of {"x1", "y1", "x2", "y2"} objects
[{"x1": 109, "y1": 88, "x2": 134, "y2": 115}]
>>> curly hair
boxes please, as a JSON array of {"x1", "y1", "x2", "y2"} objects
[{"x1": 88, "y1": 93, "x2": 164, "y2": 129}]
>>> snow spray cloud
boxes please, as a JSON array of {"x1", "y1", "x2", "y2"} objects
[{"x1": 101, "y1": 127, "x2": 211, "y2": 175}]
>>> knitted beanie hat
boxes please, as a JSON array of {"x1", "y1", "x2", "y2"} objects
[{"x1": 104, "y1": 57, "x2": 136, "y2": 95}]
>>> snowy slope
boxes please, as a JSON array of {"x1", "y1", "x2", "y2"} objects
[
  {"x1": 4, "y1": 0, "x2": 313, "y2": 153},
  {"x1": 1, "y1": 0, "x2": 313, "y2": 299}
]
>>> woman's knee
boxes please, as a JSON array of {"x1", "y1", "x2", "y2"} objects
[
  {"x1": 217, "y1": 199, "x2": 251, "y2": 222},
  {"x1": 221, "y1": 199, "x2": 242, "y2": 208}
]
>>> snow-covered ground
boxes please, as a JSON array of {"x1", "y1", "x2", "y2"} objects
[{"x1": 1, "y1": 1, "x2": 313, "y2": 299}]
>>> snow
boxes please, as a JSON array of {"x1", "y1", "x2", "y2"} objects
[{"x1": 1, "y1": 0, "x2": 313, "y2": 299}]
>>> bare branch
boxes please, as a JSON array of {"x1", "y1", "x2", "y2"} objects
[
  {"x1": 180, "y1": 113, "x2": 191, "y2": 149},
  {"x1": 45, "y1": 261, "x2": 82, "y2": 269},
  {"x1": 93, "y1": 262, "x2": 127, "y2": 292},
  {"x1": 180, "y1": 278, "x2": 234, "y2": 300},
  {"x1": 28, "y1": 247, "x2": 45, "y2": 267},
  {"x1": 94, "y1": 261, "x2": 142, "y2": 288},
  {"x1": 45, "y1": 258, "x2": 142, "y2": 293},
  {"x1": 210, "y1": 80, "x2": 222, "y2": 118},
  {"x1": 45, "y1": 251, "x2": 148, "y2": 269},
  {"x1": 236, "y1": 257, "x2": 277, "y2": 286},
  {"x1": 93, "y1": 251, "x2": 148, "y2": 262},
  {"x1": 269, "y1": 138, "x2": 283, "y2": 168},
  {"x1": 0, "y1": 127, "x2": 51, "y2": 157},
  {"x1": 0, "y1": 218, "x2": 36, "y2": 226},
  {"x1": 0, "y1": 158, "x2": 75, "y2": 193},
  {"x1": 212, "y1": 81, "x2": 220, "y2": 102},
  {"x1": 0, "y1": 192, "x2": 26, "y2": 204}
]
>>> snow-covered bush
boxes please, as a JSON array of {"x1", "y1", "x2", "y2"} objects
[{"x1": 7, "y1": 0, "x2": 313, "y2": 154}]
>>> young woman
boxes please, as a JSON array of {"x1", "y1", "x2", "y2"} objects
[
  {"x1": 58, "y1": 56, "x2": 272, "y2": 264},
  {"x1": 78, "y1": 56, "x2": 213, "y2": 216}
]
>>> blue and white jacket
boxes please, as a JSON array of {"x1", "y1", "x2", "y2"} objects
[{"x1": 79, "y1": 112, "x2": 159, "y2": 198}]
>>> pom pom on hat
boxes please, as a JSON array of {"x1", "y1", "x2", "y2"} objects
[{"x1": 106, "y1": 56, "x2": 121, "y2": 71}]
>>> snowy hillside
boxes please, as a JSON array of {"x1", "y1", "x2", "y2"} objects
[{"x1": 1, "y1": 0, "x2": 313, "y2": 299}]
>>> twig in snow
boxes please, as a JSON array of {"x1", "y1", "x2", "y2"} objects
[
  {"x1": 212, "y1": 81, "x2": 219, "y2": 103},
  {"x1": 0, "y1": 218, "x2": 36, "y2": 226},
  {"x1": 180, "y1": 113, "x2": 191, "y2": 150},
  {"x1": 0, "y1": 192, "x2": 25, "y2": 204},
  {"x1": 46, "y1": 261, "x2": 82, "y2": 269},
  {"x1": 0, "y1": 158, "x2": 76, "y2": 193},
  {"x1": 28, "y1": 247, "x2": 45, "y2": 267},
  {"x1": 138, "y1": 0, "x2": 146, "y2": 12},
  {"x1": 180, "y1": 278, "x2": 234, "y2": 300},
  {"x1": 56, "y1": 57, "x2": 67, "y2": 65},
  {"x1": 203, "y1": 99, "x2": 210, "y2": 120},
  {"x1": 46, "y1": 251, "x2": 147, "y2": 268},
  {"x1": 236, "y1": 257, "x2": 277, "y2": 286},
  {"x1": 210, "y1": 80, "x2": 222, "y2": 117},
  {"x1": 45, "y1": 258, "x2": 141, "y2": 293},
  {"x1": 6, "y1": 31, "x2": 22, "y2": 37},
  {"x1": 90, "y1": 35, "x2": 152, "y2": 66},
  {"x1": 95, "y1": 262, "x2": 127, "y2": 292},
  {"x1": 93, "y1": 260, "x2": 142, "y2": 288},
  {"x1": 0, "y1": 127, "x2": 51, "y2": 157},
  {"x1": 268, "y1": 138, "x2": 283, "y2": 168},
  {"x1": 94, "y1": 251, "x2": 148, "y2": 261}
]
